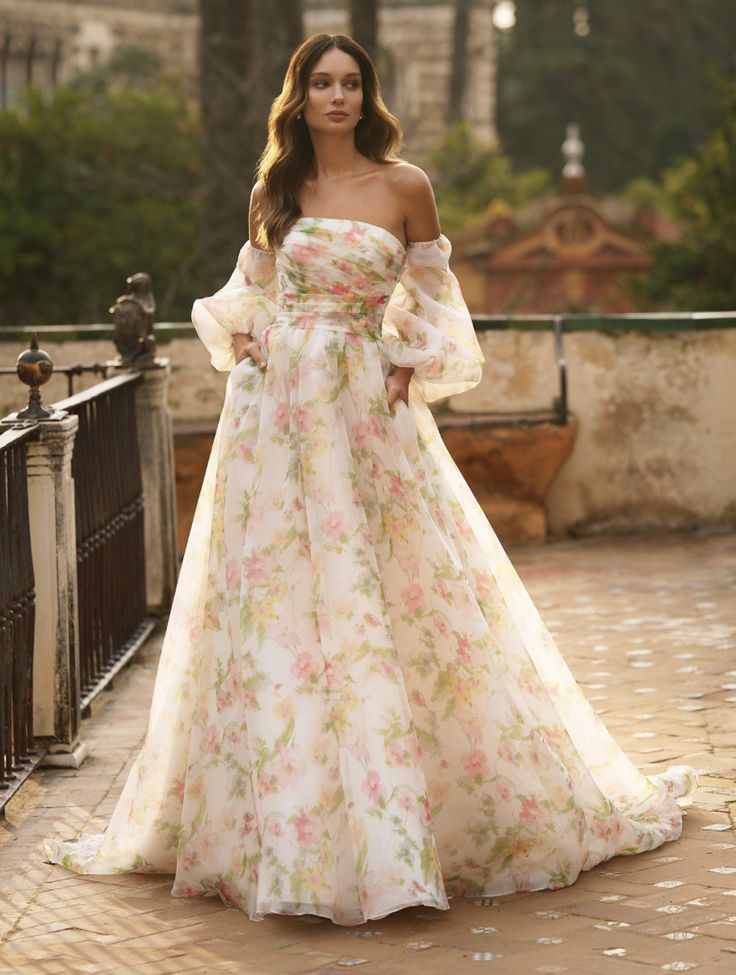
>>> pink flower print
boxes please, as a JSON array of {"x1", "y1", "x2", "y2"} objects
[
  {"x1": 462, "y1": 748, "x2": 489, "y2": 779},
  {"x1": 498, "y1": 740, "x2": 515, "y2": 764},
  {"x1": 386, "y1": 744, "x2": 408, "y2": 767},
  {"x1": 291, "y1": 651, "x2": 317, "y2": 682},
  {"x1": 172, "y1": 778, "x2": 185, "y2": 802},
  {"x1": 497, "y1": 781, "x2": 513, "y2": 803},
  {"x1": 421, "y1": 795, "x2": 432, "y2": 824},
  {"x1": 375, "y1": 657, "x2": 397, "y2": 681},
  {"x1": 364, "y1": 613, "x2": 380, "y2": 628},
  {"x1": 216, "y1": 685, "x2": 229, "y2": 710},
  {"x1": 293, "y1": 810, "x2": 318, "y2": 847},
  {"x1": 543, "y1": 725, "x2": 565, "y2": 747},
  {"x1": 291, "y1": 243, "x2": 323, "y2": 263},
  {"x1": 354, "y1": 420, "x2": 373, "y2": 450},
  {"x1": 243, "y1": 554, "x2": 266, "y2": 582},
  {"x1": 435, "y1": 616, "x2": 449, "y2": 637},
  {"x1": 410, "y1": 690, "x2": 427, "y2": 708},
  {"x1": 215, "y1": 878, "x2": 238, "y2": 906},
  {"x1": 226, "y1": 726, "x2": 240, "y2": 744},
  {"x1": 433, "y1": 577, "x2": 450, "y2": 602},
  {"x1": 274, "y1": 401, "x2": 290, "y2": 433},
  {"x1": 389, "y1": 474, "x2": 409, "y2": 504},
  {"x1": 239, "y1": 812, "x2": 255, "y2": 838},
  {"x1": 225, "y1": 559, "x2": 239, "y2": 592},
  {"x1": 174, "y1": 882, "x2": 199, "y2": 897},
  {"x1": 329, "y1": 282, "x2": 351, "y2": 296},
  {"x1": 344, "y1": 226, "x2": 365, "y2": 245},
  {"x1": 322, "y1": 511, "x2": 346, "y2": 541},
  {"x1": 203, "y1": 724, "x2": 219, "y2": 755},
  {"x1": 295, "y1": 407, "x2": 309, "y2": 434},
  {"x1": 239, "y1": 442, "x2": 254, "y2": 463},
  {"x1": 269, "y1": 819, "x2": 284, "y2": 837},
  {"x1": 187, "y1": 776, "x2": 205, "y2": 801},
  {"x1": 273, "y1": 743, "x2": 306, "y2": 785},
  {"x1": 520, "y1": 796, "x2": 541, "y2": 827},
  {"x1": 457, "y1": 636, "x2": 472, "y2": 665},
  {"x1": 324, "y1": 658, "x2": 347, "y2": 690},
  {"x1": 401, "y1": 584, "x2": 424, "y2": 613},
  {"x1": 362, "y1": 770, "x2": 385, "y2": 805},
  {"x1": 397, "y1": 793, "x2": 414, "y2": 812}
]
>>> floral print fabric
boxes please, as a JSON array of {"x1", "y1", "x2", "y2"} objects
[{"x1": 43, "y1": 217, "x2": 696, "y2": 926}]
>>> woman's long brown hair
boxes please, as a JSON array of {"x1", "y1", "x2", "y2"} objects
[{"x1": 255, "y1": 33, "x2": 403, "y2": 251}]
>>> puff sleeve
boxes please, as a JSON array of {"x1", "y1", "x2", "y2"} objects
[
  {"x1": 191, "y1": 241, "x2": 279, "y2": 372},
  {"x1": 382, "y1": 234, "x2": 485, "y2": 403}
]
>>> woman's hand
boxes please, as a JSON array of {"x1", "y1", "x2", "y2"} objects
[
  {"x1": 233, "y1": 331, "x2": 267, "y2": 369},
  {"x1": 385, "y1": 365, "x2": 414, "y2": 412}
]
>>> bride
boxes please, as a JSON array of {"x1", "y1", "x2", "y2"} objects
[{"x1": 43, "y1": 32, "x2": 697, "y2": 926}]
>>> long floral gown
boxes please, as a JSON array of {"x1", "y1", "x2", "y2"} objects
[{"x1": 43, "y1": 216, "x2": 697, "y2": 925}]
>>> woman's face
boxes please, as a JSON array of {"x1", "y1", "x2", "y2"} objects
[{"x1": 303, "y1": 46, "x2": 363, "y2": 135}]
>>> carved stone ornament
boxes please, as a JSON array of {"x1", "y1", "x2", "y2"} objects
[{"x1": 109, "y1": 272, "x2": 157, "y2": 367}]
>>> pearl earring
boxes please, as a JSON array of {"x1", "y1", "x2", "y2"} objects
[{"x1": 297, "y1": 112, "x2": 302, "y2": 119}]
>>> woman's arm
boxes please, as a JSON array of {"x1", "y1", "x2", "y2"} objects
[
  {"x1": 385, "y1": 164, "x2": 441, "y2": 410},
  {"x1": 233, "y1": 181, "x2": 270, "y2": 369}
]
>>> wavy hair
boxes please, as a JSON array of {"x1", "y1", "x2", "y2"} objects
[{"x1": 255, "y1": 33, "x2": 403, "y2": 251}]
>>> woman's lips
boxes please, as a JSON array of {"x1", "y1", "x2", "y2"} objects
[{"x1": 326, "y1": 111, "x2": 348, "y2": 118}]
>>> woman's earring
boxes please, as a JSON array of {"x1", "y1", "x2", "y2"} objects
[
  {"x1": 359, "y1": 112, "x2": 365, "y2": 119},
  {"x1": 297, "y1": 112, "x2": 302, "y2": 119}
]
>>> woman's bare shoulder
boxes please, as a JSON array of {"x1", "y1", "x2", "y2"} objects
[
  {"x1": 383, "y1": 160, "x2": 433, "y2": 192},
  {"x1": 383, "y1": 162, "x2": 440, "y2": 241}
]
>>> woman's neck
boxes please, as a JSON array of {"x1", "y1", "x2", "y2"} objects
[{"x1": 309, "y1": 133, "x2": 366, "y2": 180}]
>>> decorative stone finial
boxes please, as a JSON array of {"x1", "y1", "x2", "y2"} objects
[
  {"x1": 16, "y1": 332, "x2": 55, "y2": 420},
  {"x1": 110, "y1": 272, "x2": 157, "y2": 368},
  {"x1": 561, "y1": 123, "x2": 586, "y2": 192}
]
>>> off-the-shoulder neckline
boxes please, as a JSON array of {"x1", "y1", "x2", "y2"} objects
[
  {"x1": 249, "y1": 216, "x2": 443, "y2": 257},
  {"x1": 292, "y1": 216, "x2": 444, "y2": 255},
  {"x1": 248, "y1": 216, "x2": 440, "y2": 257}
]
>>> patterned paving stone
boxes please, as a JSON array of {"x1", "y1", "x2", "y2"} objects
[{"x1": 0, "y1": 531, "x2": 734, "y2": 974}]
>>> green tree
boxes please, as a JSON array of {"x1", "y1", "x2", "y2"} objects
[
  {"x1": 0, "y1": 71, "x2": 202, "y2": 326},
  {"x1": 632, "y1": 74, "x2": 736, "y2": 311},
  {"x1": 497, "y1": 0, "x2": 736, "y2": 192},
  {"x1": 427, "y1": 121, "x2": 550, "y2": 234}
]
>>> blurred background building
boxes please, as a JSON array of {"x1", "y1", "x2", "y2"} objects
[{"x1": 0, "y1": 0, "x2": 497, "y2": 152}]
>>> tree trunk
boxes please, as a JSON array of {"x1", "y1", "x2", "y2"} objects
[
  {"x1": 198, "y1": 0, "x2": 303, "y2": 288},
  {"x1": 447, "y1": 0, "x2": 471, "y2": 125},
  {"x1": 349, "y1": 0, "x2": 378, "y2": 63}
]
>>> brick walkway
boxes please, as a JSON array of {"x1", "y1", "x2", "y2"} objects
[{"x1": 1, "y1": 531, "x2": 735, "y2": 975}]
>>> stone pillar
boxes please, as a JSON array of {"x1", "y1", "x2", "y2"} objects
[
  {"x1": 132, "y1": 360, "x2": 178, "y2": 613},
  {"x1": 24, "y1": 416, "x2": 91, "y2": 768}
]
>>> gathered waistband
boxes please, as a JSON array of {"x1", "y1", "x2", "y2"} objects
[{"x1": 265, "y1": 303, "x2": 385, "y2": 344}]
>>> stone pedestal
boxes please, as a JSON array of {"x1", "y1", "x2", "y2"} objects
[
  {"x1": 131, "y1": 360, "x2": 178, "y2": 613},
  {"x1": 23, "y1": 416, "x2": 90, "y2": 766},
  {"x1": 438, "y1": 416, "x2": 578, "y2": 545}
]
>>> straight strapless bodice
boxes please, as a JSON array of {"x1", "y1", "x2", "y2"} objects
[{"x1": 265, "y1": 217, "x2": 408, "y2": 342}]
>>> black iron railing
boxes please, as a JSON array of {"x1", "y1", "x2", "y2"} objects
[
  {"x1": 52, "y1": 374, "x2": 152, "y2": 709},
  {"x1": 0, "y1": 425, "x2": 43, "y2": 806}
]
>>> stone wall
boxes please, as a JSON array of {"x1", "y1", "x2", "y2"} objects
[{"x1": 2, "y1": 323, "x2": 734, "y2": 540}]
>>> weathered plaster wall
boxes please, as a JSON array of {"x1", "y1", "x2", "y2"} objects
[
  {"x1": 455, "y1": 328, "x2": 736, "y2": 535},
  {"x1": 2, "y1": 326, "x2": 734, "y2": 537}
]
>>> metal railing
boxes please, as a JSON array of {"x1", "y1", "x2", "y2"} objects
[
  {"x1": 52, "y1": 374, "x2": 153, "y2": 710},
  {"x1": 0, "y1": 425, "x2": 43, "y2": 802},
  {"x1": 0, "y1": 363, "x2": 111, "y2": 398}
]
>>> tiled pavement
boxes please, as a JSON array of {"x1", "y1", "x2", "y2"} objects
[{"x1": 1, "y1": 530, "x2": 735, "y2": 975}]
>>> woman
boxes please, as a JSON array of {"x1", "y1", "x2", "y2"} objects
[{"x1": 44, "y1": 33, "x2": 696, "y2": 926}]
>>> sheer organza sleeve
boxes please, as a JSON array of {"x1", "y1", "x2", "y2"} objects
[
  {"x1": 382, "y1": 234, "x2": 485, "y2": 403},
  {"x1": 191, "y1": 241, "x2": 279, "y2": 372}
]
